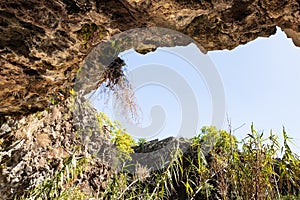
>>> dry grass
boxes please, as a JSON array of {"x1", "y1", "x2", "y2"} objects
[{"x1": 16, "y1": 120, "x2": 300, "y2": 200}]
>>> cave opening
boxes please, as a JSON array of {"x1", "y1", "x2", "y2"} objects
[{"x1": 78, "y1": 27, "x2": 300, "y2": 155}]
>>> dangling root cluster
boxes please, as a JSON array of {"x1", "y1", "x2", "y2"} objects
[{"x1": 93, "y1": 57, "x2": 139, "y2": 122}]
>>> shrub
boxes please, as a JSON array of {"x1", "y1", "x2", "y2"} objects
[{"x1": 96, "y1": 112, "x2": 136, "y2": 161}]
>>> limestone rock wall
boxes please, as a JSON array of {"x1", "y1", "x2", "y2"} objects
[
  {"x1": 0, "y1": 0, "x2": 300, "y2": 116},
  {"x1": 1, "y1": 1, "x2": 300, "y2": 199},
  {"x1": 0, "y1": 97, "x2": 113, "y2": 199}
]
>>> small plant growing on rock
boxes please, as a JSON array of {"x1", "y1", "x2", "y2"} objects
[{"x1": 137, "y1": 138, "x2": 147, "y2": 146}]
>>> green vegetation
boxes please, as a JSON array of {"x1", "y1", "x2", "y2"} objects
[
  {"x1": 18, "y1": 155, "x2": 90, "y2": 200},
  {"x1": 95, "y1": 125, "x2": 300, "y2": 200},
  {"x1": 98, "y1": 123, "x2": 300, "y2": 199},
  {"x1": 137, "y1": 138, "x2": 147, "y2": 146},
  {"x1": 17, "y1": 113, "x2": 300, "y2": 199},
  {"x1": 77, "y1": 22, "x2": 108, "y2": 49},
  {"x1": 96, "y1": 112, "x2": 137, "y2": 161}
]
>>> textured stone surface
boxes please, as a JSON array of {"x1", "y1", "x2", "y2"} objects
[
  {"x1": 0, "y1": 97, "x2": 114, "y2": 199},
  {"x1": 1, "y1": 1, "x2": 300, "y2": 198},
  {"x1": 0, "y1": 0, "x2": 300, "y2": 116},
  {"x1": 128, "y1": 136, "x2": 190, "y2": 172}
]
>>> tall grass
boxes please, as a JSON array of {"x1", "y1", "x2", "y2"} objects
[
  {"x1": 18, "y1": 155, "x2": 89, "y2": 200},
  {"x1": 95, "y1": 125, "x2": 300, "y2": 200},
  {"x1": 18, "y1": 124, "x2": 300, "y2": 200}
]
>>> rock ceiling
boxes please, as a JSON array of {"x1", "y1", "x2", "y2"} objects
[{"x1": 0, "y1": 0, "x2": 300, "y2": 116}]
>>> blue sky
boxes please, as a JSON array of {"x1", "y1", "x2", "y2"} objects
[
  {"x1": 208, "y1": 27, "x2": 300, "y2": 155},
  {"x1": 92, "y1": 27, "x2": 300, "y2": 155}
]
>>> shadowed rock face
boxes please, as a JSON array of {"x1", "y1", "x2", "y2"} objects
[{"x1": 0, "y1": 0, "x2": 300, "y2": 116}]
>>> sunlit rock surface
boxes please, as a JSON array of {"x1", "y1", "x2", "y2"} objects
[
  {"x1": 1, "y1": 0, "x2": 300, "y2": 199},
  {"x1": 0, "y1": 98, "x2": 114, "y2": 199},
  {"x1": 0, "y1": 0, "x2": 300, "y2": 115}
]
